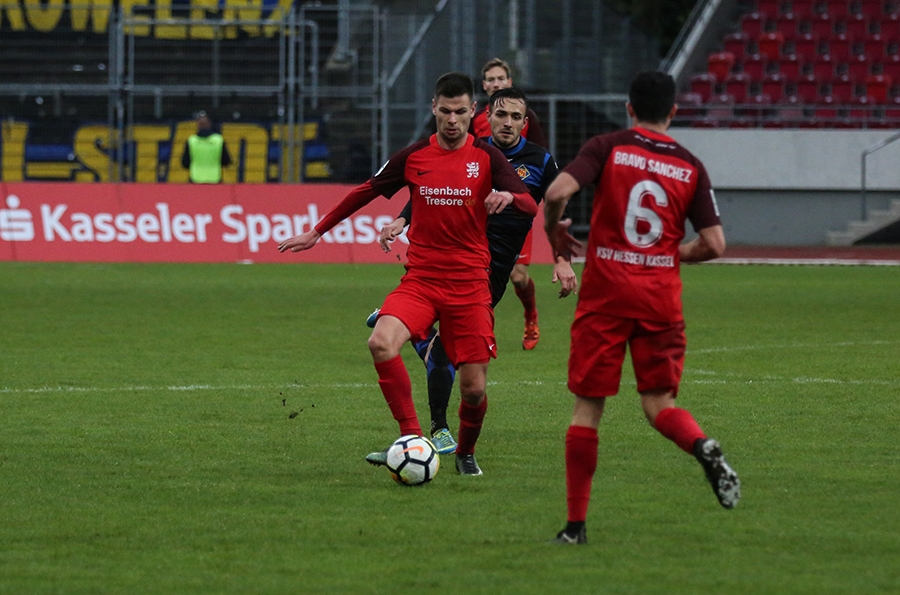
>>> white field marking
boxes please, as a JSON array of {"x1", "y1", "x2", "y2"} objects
[
  {"x1": 0, "y1": 382, "x2": 374, "y2": 395},
  {"x1": 688, "y1": 339, "x2": 896, "y2": 355},
  {"x1": 712, "y1": 258, "x2": 900, "y2": 266}
]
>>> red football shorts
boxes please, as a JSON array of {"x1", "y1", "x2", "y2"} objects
[
  {"x1": 567, "y1": 310, "x2": 686, "y2": 398},
  {"x1": 379, "y1": 274, "x2": 496, "y2": 366},
  {"x1": 516, "y1": 227, "x2": 534, "y2": 266}
]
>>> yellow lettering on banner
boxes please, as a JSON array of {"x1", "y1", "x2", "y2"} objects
[
  {"x1": 221, "y1": 123, "x2": 268, "y2": 183},
  {"x1": 1, "y1": 121, "x2": 29, "y2": 182},
  {"x1": 271, "y1": 124, "x2": 303, "y2": 182},
  {"x1": 154, "y1": 0, "x2": 187, "y2": 39},
  {"x1": 24, "y1": 0, "x2": 64, "y2": 32},
  {"x1": 132, "y1": 125, "x2": 171, "y2": 182},
  {"x1": 190, "y1": 0, "x2": 219, "y2": 39},
  {"x1": 262, "y1": 0, "x2": 291, "y2": 37},
  {"x1": 120, "y1": 0, "x2": 151, "y2": 36},
  {"x1": 221, "y1": 0, "x2": 262, "y2": 38},
  {"x1": 167, "y1": 121, "x2": 195, "y2": 183},
  {"x1": 0, "y1": 1, "x2": 27, "y2": 30},
  {"x1": 70, "y1": 0, "x2": 113, "y2": 33},
  {"x1": 74, "y1": 126, "x2": 114, "y2": 182}
]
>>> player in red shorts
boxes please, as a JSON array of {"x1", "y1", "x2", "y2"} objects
[
  {"x1": 543, "y1": 71, "x2": 740, "y2": 544},
  {"x1": 278, "y1": 72, "x2": 535, "y2": 476}
]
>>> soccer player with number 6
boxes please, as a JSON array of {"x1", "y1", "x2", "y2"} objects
[{"x1": 543, "y1": 71, "x2": 740, "y2": 545}]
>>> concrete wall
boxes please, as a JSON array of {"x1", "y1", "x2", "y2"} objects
[{"x1": 668, "y1": 129, "x2": 900, "y2": 245}]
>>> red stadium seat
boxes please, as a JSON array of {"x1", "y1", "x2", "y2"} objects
[
  {"x1": 757, "y1": 0, "x2": 783, "y2": 18},
  {"x1": 706, "y1": 94, "x2": 737, "y2": 119},
  {"x1": 790, "y1": 0, "x2": 817, "y2": 19},
  {"x1": 743, "y1": 54, "x2": 770, "y2": 80},
  {"x1": 826, "y1": 33, "x2": 854, "y2": 62},
  {"x1": 829, "y1": 74, "x2": 856, "y2": 100},
  {"x1": 773, "y1": 54, "x2": 804, "y2": 78},
  {"x1": 726, "y1": 72, "x2": 753, "y2": 101},
  {"x1": 776, "y1": 12, "x2": 801, "y2": 36},
  {"x1": 796, "y1": 74, "x2": 821, "y2": 100},
  {"x1": 881, "y1": 55, "x2": 900, "y2": 79},
  {"x1": 676, "y1": 92, "x2": 705, "y2": 121},
  {"x1": 742, "y1": 12, "x2": 767, "y2": 37},
  {"x1": 744, "y1": 93, "x2": 774, "y2": 117},
  {"x1": 865, "y1": 73, "x2": 893, "y2": 101},
  {"x1": 856, "y1": 0, "x2": 885, "y2": 18},
  {"x1": 847, "y1": 54, "x2": 872, "y2": 79},
  {"x1": 763, "y1": 73, "x2": 788, "y2": 100},
  {"x1": 826, "y1": 0, "x2": 851, "y2": 20},
  {"x1": 708, "y1": 51, "x2": 737, "y2": 81},
  {"x1": 759, "y1": 31, "x2": 786, "y2": 59},
  {"x1": 862, "y1": 34, "x2": 887, "y2": 60},
  {"x1": 847, "y1": 95, "x2": 876, "y2": 120},
  {"x1": 879, "y1": 14, "x2": 900, "y2": 38},
  {"x1": 792, "y1": 33, "x2": 820, "y2": 61},
  {"x1": 883, "y1": 96, "x2": 900, "y2": 120},
  {"x1": 690, "y1": 73, "x2": 718, "y2": 101},
  {"x1": 842, "y1": 14, "x2": 870, "y2": 39},
  {"x1": 812, "y1": 54, "x2": 836, "y2": 77},
  {"x1": 810, "y1": 13, "x2": 836, "y2": 37},
  {"x1": 724, "y1": 32, "x2": 750, "y2": 61},
  {"x1": 815, "y1": 95, "x2": 841, "y2": 123}
]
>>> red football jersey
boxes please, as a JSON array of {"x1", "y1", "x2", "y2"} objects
[
  {"x1": 315, "y1": 134, "x2": 534, "y2": 280},
  {"x1": 564, "y1": 127, "x2": 720, "y2": 322}
]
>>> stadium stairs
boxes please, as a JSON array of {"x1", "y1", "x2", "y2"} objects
[{"x1": 827, "y1": 198, "x2": 900, "y2": 243}]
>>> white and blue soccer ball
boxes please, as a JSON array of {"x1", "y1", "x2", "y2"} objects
[{"x1": 386, "y1": 435, "x2": 440, "y2": 486}]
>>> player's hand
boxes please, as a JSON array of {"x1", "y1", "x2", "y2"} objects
[
  {"x1": 379, "y1": 218, "x2": 406, "y2": 253},
  {"x1": 278, "y1": 229, "x2": 321, "y2": 253},
  {"x1": 484, "y1": 191, "x2": 513, "y2": 215},
  {"x1": 552, "y1": 256, "x2": 579, "y2": 298},
  {"x1": 550, "y1": 218, "x2": 583, "y2": 260}
]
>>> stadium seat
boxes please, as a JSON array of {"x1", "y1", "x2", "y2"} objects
[
  {"x1": 790, "y1": 0, "x2": 817, "y2": 20},
  {"x1": 810, "y1": 13, "x2": 836, "y2": 37},
  {"x1": 675, "y1": 93, "x2": 705, "y2": 118},
  {"x1": 776, "y1": 12, "x2": 801, "y2": 36},
  {"x1": 848, "y1": 95, "x2": 875, "y2": 119},
  {"x1": 862, "y1": 34, "x2": 887, "y2": 60},
  {"x1": 743, "y1": 93, "x2": 774, "y2": 117},
  {"x1": 829, "y1": 74, "x2": 856, "y2": 100},
  {"x1": 706, "y1": 94, "x2": 737, "y2": 119},
  {"x1": 842, "y1": 14, "x2": 870, "y2": 39},
  {"x1": 726, "y1": 72, "x2": 753, "y2": 101},
  {"x1": 690, "y1": 73, "x2": 718, "y2": 101},
  {"x1": 742, "y1": 12, "x2": 767, "y2": 37},
  {"x1": 878, "y1": 14, "x2": 900, "y2": 38},
  {"x1": 792, "y1": 32, "x2": 820, "y2": 61},
  {"x1": 763, "y1": 73, "x2": 788, "y2": 100},
  {"x1": 724, "y1": 32, "x2": 750, "y2": 60},
  {"x1": 812, "y1": 54, "x2": 836, "y2": 78},
  {"x1": 796, "y1": 74, "x2": 821, "y2": 101},
  {"x1": 759, "y1": 31, "x2": 786, "y2": 59},
  {"x1": 757, "y1": 0, "x2": 783, "y2": 18},
  {"x1": 708, "y1": 51, "x2": 737, "y2": 81},
  {"x1": 826, "y1": 34, "x2": 854, "y2": 62},
  {"x1": 825, "y1": 0, "x2": 851, "y2": 20},
  {"x1": 881, "y1": 55, "x2": 900, "y2": 80},
  {"x1": 883, "y1": 96, "x2": 900, "y2": 119},
  {"x1": 846, "y1": 54, "x2": 871, "y2": 79},
  {"x1": 772, "y1": 54, "x2": 804, "y2": 78},
  {"x1": 814, "y1": 95, "x2": 840, "y2": 122},
  {"x1": 856, "y1": 0, "x2": 885, "y2": 18},
  {"x1": 865, "y1": 73, "x2": 893, "y2": 101},
  {"x1": 743, "y1": 53, "x2": 770, "y2": 79}
]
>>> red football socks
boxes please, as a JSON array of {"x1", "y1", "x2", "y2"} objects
[
  {"x1": 515, "y1": 278, "x2": 538, "y2": 321},
  {"x1": 654, "y1": 407, "x2": 706, "y2": 454},
  {"x1": 565, "y1": 425, "x2": 599, "y2": 523},
  {"x1": 374, "y1": 355, "x2": 421, "y2": 436},
  {"x1": 455, "y1": 396, "x2": 488, "y2": 455}
]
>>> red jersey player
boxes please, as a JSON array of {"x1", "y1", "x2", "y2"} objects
[
  {"x1": 543, "y1": 71, "x2": 740, "y2": 544},
  {"x1": 279, "y1": 72, "x2": 535, "y2": 476}
]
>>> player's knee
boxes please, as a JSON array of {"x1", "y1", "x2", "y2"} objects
[
  {"x1": 458, "y1": 377, "x2": 485, "y2": 405},
  {"x1": 367, "y1": 331, "x2": 398, "y2": 361}
]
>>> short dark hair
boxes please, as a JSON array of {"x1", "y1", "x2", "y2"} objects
[
  {"x1": 434, "y1": 72, "x2": 475, "y2": 101},
  {"x1": 481, "y1": 57, "x2": 511, "y2": 79},
  {"x1": 488, "y1": 86, "x2": 528, "y2": 112},
  {"x1": 628, "y1": 71, "x2": 676, "y2": 124}
]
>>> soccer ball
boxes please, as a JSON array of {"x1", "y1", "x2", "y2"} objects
[{"x1": 385, "y1": 435, "x2": 440, "y2": 486}]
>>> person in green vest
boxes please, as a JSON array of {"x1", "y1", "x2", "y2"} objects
[{"x1": 181, "y1": 111, "x2": 232, "y2": 183}]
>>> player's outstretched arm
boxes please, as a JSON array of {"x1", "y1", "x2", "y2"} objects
[
  {"x1": 552, "y1": 255, "x2": 578, "y2": 298},
  {"x1": 379, "y1": 217, "x2": 407, "y2": 253},
  {"x1": 278, "y1": 229, "x2": 321, "y2": 253},
  {"x1": 680, "y1": 225, "x2": 726, "y2": 263}
]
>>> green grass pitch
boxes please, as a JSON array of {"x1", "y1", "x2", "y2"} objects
[{"x1": 1, "y1": 261, "x2": 898, "y2": 594}]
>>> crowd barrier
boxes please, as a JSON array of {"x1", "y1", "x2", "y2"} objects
[{"x1": 0, "y1": 183, "x2": 555, "y2": 265}]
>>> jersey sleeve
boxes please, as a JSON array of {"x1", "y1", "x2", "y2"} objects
[
  {"x1": 563, "y1": 135, "x2": 611, "y2": 188},
  {"x1": 538, "y1": 151, "x2": 560, "y2": 201},
  {"x1": 314, "y1": 142, "x2": 420, "y2": 234},
  {"x1": 685, "y1": 161, "x2": 721, "y2": 231},
  {"x1": 484, "y1": 141, "x2": 537, "y2": 217}
]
